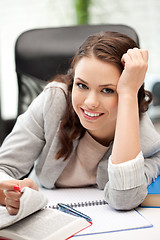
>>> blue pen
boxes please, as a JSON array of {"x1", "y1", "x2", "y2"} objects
[{"x1": 57, "y1": 203, "x2": 92, "y2": 222}]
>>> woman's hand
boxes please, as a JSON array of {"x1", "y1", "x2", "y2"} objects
[
  {"x1": 117, "y1": 48, "x2": 148, "y2": 96},
  {"x1": 111, "y1": 48, "x2": 148, "y2": 164},
  {"x1": 0, "y1": 178, "x2": 38, "y2": 215}
]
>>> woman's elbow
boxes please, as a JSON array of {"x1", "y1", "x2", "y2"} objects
[{"x1": 104, "y1": 186, "x2": 148, "y2": 210}]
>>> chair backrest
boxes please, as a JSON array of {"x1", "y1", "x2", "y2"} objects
[
  {"x1": 15, "y1": 24, "x2": 139, "y2": 115},
  {"x1": 0, "y1": 96, "x2": 16, "y2": 144}
]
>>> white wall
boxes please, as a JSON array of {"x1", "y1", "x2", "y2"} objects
[
  {"x1": 0, "y1": 0, "x2": 76, "y2": 119},
  {"x1": 0, "y1": 0, "x2": 160, "y2": 119},
  {"x1": 89, "y1": 0, "x2": 160, "y2": 75}
]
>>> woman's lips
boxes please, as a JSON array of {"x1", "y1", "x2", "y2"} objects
[{"x1": 81, "y1": 108, "x2": 103, "y2": 120}]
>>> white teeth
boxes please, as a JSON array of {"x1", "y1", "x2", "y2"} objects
[{"x1": 84, "y1": 110, "x2": 101, "y2": 117}]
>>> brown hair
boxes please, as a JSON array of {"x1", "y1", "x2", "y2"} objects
[{"x1": 54, "y1": 31, "x2": 152, "y2": 160}]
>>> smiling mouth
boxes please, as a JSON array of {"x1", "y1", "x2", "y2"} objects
[{"x1": 81, "y1": 108, "x2": 103, "y2": 119}]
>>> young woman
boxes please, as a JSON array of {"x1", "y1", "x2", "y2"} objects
[{"x1": 0, "y1": 31, "x2": 160, "y2": 215}]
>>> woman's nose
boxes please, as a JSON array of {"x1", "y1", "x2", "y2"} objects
[{"x1": 84, "y1": 91, "x2": 99, "y2": 109}]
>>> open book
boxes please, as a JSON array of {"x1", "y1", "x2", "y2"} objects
[
  {"x1": 40, "y1": 187, "x2": 153, "y2": 237},
  {"x1": 0, "y1": 187, "x2": 91, "y2": 240}
]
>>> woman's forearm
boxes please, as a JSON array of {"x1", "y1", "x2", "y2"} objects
[
  {"x1": 111, "y1": 93, "x2": 141, "y2": 164},
  {"x1": 111, "y1": 48, "x2": 148, "y2": 164}
]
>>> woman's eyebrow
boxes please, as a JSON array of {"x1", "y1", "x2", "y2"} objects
[
  {"x1": 99, "y1": 84, "x2": 116, "y2": 88},
  {"x1": 75, "y1": 78, "x2": 88, "y2": 84},
  {"x1": 75, "y1": 77, "x2": 116, "y2": 88}
]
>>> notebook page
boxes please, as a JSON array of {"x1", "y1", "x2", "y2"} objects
[
  {"x1": 74, "y1": 205, "x2": 153, "y2": 236},
  {"x1": 39, "y1": 187, "x2": 153, "y2": 236},
  {"x1": 40, "y1": 187, "x2": 105, "y2": 208}
]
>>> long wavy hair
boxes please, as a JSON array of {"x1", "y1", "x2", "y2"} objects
[{"x1": 54, "y1": 31, "x2": 152, "y2": 160}]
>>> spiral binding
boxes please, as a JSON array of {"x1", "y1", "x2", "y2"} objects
[{"x1": 47, "y1": 199, "x2": 107, "y2": 210}]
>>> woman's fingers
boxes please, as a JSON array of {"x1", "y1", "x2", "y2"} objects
[
  {"x1": 20, "y1": 178, "x2": 39, "y2": 191},
  {"x1": 0, "y1": 178, "x2": 38, "y2": 193},
  {"x1": 118, "y1": 48, "x2": 148, "y2": 95},
  {"x1": 122, "y1": 48, "x2": 148, "y2": 64},
  {"x1": 4, "y1": 189, "x2": 21, "y2": 215},
  {"x1": 0, "y1": 178, "x2": 38, "y2": 215},
  {"x1": 0, "y1": 180, "x2": 22, "y2": 215},
  {"x1": 121, "y1": 52, "x2": 130, "y2": 66},
  {"x1": 0, "y1": 181, "x2": 17, "y2": 191},
  {"x1": 140, "y1": 49, "x2": 149, "y2": 62},
  {"x1": 6, "y1": 204, "x2": 19, "y2": 215},
  {"x1": 4, "y1": 188, "x2": 22, "y2": 199},
  {"x1": 5, "y1": 197, "x2": 20, "y2": 209}
]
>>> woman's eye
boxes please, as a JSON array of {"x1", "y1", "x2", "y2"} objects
[
  {"x1": 102, "y1": 88, "x2": 114, "y2": 94},
  {"x1": 77, "y1": 83, "x2": 88, "y2": 89}
]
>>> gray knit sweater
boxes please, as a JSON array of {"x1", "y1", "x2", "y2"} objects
[{"x1": 0, "y1": 81, "x2": 160, "y2": 210}]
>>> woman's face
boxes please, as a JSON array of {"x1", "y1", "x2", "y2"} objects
[{"x1": 72, "y1": 56, "x2": 121, "y2": 145}]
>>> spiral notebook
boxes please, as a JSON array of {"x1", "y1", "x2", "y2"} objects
[{"x1": 40, "y1": 187, "x2": 153, "y2": 237}]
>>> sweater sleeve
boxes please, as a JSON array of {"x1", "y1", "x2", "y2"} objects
[
  {"x1": 104, "y1": 152, "x2": 147, "y2": 210},
  {"x1": 0, "y1": 83, "x2": 63, "y2": 180},
  {"x1": 0, "y1": 90, "x2": 46, "y2": 180},
  {"x1": 104, "y1": 150, "x2": 160, "y2": 210},
  {"x1": 102, "y1": 113, "x2": 160, "y2": 210},
  {"x1": 108, "y1": 151, "x2": 145, "y2": 190}
]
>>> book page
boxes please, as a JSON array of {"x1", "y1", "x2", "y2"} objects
[
  {"x1": 0, "y1": 209, "x2": 90, "y2": 240},
  {"x1": 0, "y1": 187, "x2": 48, "y2": 229}
]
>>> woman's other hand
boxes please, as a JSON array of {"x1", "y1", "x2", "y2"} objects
[
  {"x1": 117, "y1": 48, "x2": 148, "y2": 96},
  {"x1": 111, "y1": 48, "x2": 148, "y2": 164},
  {"x1": 0, "y1": 178, "x2": 38, "y2": 215}
]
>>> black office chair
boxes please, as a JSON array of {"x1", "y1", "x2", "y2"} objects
[
  {"x1": 152, "y1": 82, "x2": 160, "y2": 106},
  {"x1": 15, "y1": 24, "x2": 139, "y2": 116},
  {"x1": 0, "y1": 86, "x2": 16, "y2": 144}
]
